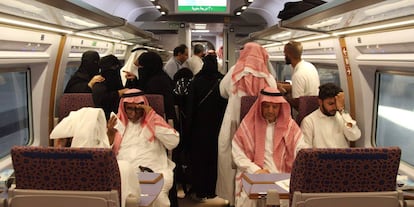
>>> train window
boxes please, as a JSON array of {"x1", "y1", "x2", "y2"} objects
[
  {"x1": 273, "y1": 62, "x2": 340, "y2": 87},
  {"x1": 63, "y1": 62, "x2": 81, "y2": 90},
  {"x1": 0, "y1": 68, "x2": 32, "y2": 158},
  {"x1": 314, "y1": 64, "x2": 340, "y2": 87},
  {"x1": 374, "y1": 71, "x2": 414, "y2": 166},
  {"x1": 274, "y1": 62, "x2": 292, "y2": 82}
]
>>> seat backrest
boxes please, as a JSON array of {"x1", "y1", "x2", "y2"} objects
[
  {"x1": 292, "y1": 190, "x2": 403, "y2": 207},
  {"x1": 240, "y1": 96, "x2": 257, "y2": 121},
  {"x1": 59, "y1": 93, "x2": 95, "y2": 121},
  {"x1": 289, "y1": 147, "x2": 401, "y2": 206},
  {"x1": 145, "y1": 94, "x2": 165, "y2": 118},
  {"x1": 8, "y1": 188, "x2": 119, "y2": 207},
  {"x1": 11, "y1": 146, "x2": 121, "y2": 201},
  {"x1": 295, "y1": 96, "x2": 319, "y2": 125},
  {"x1": 59, "y1": 93, "x2": 164, "y2": 120}
]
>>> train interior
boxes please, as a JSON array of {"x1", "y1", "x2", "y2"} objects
[{"x1": 0, "y1": 0, "x2": 414, "y2": 206}]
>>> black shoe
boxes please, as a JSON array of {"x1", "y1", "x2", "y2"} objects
[{"x1": 189, "y1": 193, "x2": 206, "y2": 203}]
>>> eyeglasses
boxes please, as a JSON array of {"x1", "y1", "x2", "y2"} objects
[{"x1": 125, "y1": 106, "x2": 144, "y2": 113}]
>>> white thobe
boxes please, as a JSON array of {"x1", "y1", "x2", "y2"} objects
[
  {"x1": 117, "y1": 122, "x2": 179, "y2": 207},
  {"x1": 291, "y1": 60, "x2": 320, "y2": 98},
  {"x1": 120, "y1": 50, "x2": 146, "y2": 86},
  {"x1": 49, "y1": 108, "x2": 141, "y2": 207},
  {"x1": 301, "y1": 109, "x2": 361, "y2": 148},
  {"x1": 232, "y1": 123, "x2": 308, "y2": 207},
  {"x1": 187, "y1": 55, "x2": 203, "y2": 75},
  {"x1": 216, "y1": 65, "x2": 277, "y2": 205},
  {"x1": 163, "y1": 57, "x2": 189, "y2": 80}
]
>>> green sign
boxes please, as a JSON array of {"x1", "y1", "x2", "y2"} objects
[{"x1": 178, "y1": 6, "x2": 226, "y2": 12}]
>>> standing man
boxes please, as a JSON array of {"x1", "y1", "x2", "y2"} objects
[
  {"x1": 301, "y1": 83, "x2": 361, "y2": 148},
  {"x1": 187, "y1": 44, "x2": 205, "y2": 75},
  {"x1": 217, "y1": 42, "x2": 277, "y2": 206},
  {"x1": 164, "y1": 44, "x2": 189, "y2": 80},
  {"x1": 279, "y1": 41, "x2": 320, "y2": 109}
]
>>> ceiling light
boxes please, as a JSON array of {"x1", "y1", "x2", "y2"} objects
[
  {"x1": 192, "y1": 30, "x2": 210, "y2": 33},
  {"x1": 236, "y1": 11, "x2": 242, "y2": 16},
  {"x1": 270, "y1": 31, "x2": 292, "y2": 39},
  {"x1": 160, "y1": 11, "x2": 166, "y2": 15},
  {"x1": 63, "y1": 15, "x2": 99, "y2": 28},
  {"x1": 120, "y1": 41, "x2": 134, "y2": 45},
  {"x1": 194, "y1": 24, "x2": 207, "y2": 29},
  {"x1": 155, "y1": 5, "x2": 161, "y2": 9},
  {"x1": 241, "y1": 6, "x2": 248, "y2": 10},
  {"x1": 332, "y1": 19, "x2": 414, "y2": 36},
  {"x1": 263, "y1": 42, "x2": 283, "y2": 48},
  {"x1": 0, "y1": 0, "x2": 43, "y2": 14},
  {"x1": 247, "y1": 0, "x2": 254, "y2": 2},
  {"x1": 294, "y1": 34, "x2": 331, "y2": 42}
]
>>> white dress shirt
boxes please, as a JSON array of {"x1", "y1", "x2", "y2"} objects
[{"x1": 301, "y1": 108, "x2": 361, "y2": 148}]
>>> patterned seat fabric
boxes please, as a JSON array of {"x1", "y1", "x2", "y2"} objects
[
  {"x1": 289, "y1": 147, "x2": 401, "y2": 206},
  {"x1": 59, "y1": 93, "x2": 95, "y2": 121},
  {"x1": 295, "y1": 95, "x2": 319, "y2": 125},
  {"x1": 145, "y1": 94, "x2": 165, "y2": 117},
  {"x1": 240, "y1": 96, "x2": 258, "y2": 121},
  {"x1": 11, "y1": 146, "x2": 121, "y2": 201}
]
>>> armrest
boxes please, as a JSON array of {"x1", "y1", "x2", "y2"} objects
[{"x1": 125, "y1": 194, "x2": 139, "y2": 207}]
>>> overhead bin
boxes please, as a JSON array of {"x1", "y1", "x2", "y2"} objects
[
  {"x1": 0, "y1": 0, "x2": 157, "y2": 44},
  {"x1": 242, "y1": 0, "x2": 414, "y2": 45}
]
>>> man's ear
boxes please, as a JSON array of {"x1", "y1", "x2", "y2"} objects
[{"x1": 318, "y1": 98, "x2": 323, "y2": 106}]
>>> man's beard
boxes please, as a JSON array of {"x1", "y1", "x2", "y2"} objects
[
  {"x1": 321, "y1": 105, "x2": 336, "y2": 117},
  {"x1": 285, "y1": 56, "x2": 291, "y2": 65}
]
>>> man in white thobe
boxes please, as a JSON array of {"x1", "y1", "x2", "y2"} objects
[
  {"x1": 164, "y1": 44, "x2": 189, "y2": 80},
  {"x1": 278, "y1": 41, "x2": 320, "y2": 111},
  {"x1": 232, "y1": 87, "x2": 308, "y2": 207},
  {"x1": 301, "y1": 83, "x2": 361, "y2": 147},
  {"x1": 186, "y1": 44, "x2": 205, "y2": 75},
  {"x1": 110, "y1": 89, "x2": 179, "y2": 207}
]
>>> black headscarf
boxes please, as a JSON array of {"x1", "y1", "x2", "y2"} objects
[
  {"x1": 78, "y1": 50, "x2": 100, "y2": 78},
  {"x1": 137, "y1": 52, "x2": 165, "y2": 89},
  {"x1": 64, "y1": 50, "x2": 100, "y2": 93},
  {"x1": 196, "y1": 54, "x2": 220, "y2": 77},
  {"x1": 92, "y1": 55, "x2": 124, "y2": 120},
  {"x1": 99, "y1": 54, "x2": 123, "y2": 91},
  {"x1": 138, "y1": 52, "x2": 164, "y2": 77}
]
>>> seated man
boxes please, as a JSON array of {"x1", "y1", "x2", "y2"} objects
[
  {"x1": 49, "y1": 107, "x2": 140, "y2": 207},
  {"x1": 300, "y1": 83, "x2": 361, "y2": 147},
  {"x1": 232, "y1": 87, "x2": 308, "y2": 207},
  {"x1": 109, "y1": 88, "x2": 179, "y2": 207}
]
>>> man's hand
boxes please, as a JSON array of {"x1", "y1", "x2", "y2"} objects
[
  {"x1": 335, "y1": 92, "x2": 345, "y2": 112},
  {"x1": 118, "y1": 88, "x2": 129, "y2": 97},
  {"x1": 88, "y1": 75, "x2": 105, "y2": 88},
  {"x1": 138, "y1": 104, "x2": 153, "y2": 115},
  {"x1": 123, "y1": 71, "x2": 137, "y2": 80},
  {"x1": 107, "y1": 115, "x2": 117, "y2": 144},
  {"x1": 277, "y1": 82, "x2": 290, "y2": 94}
]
